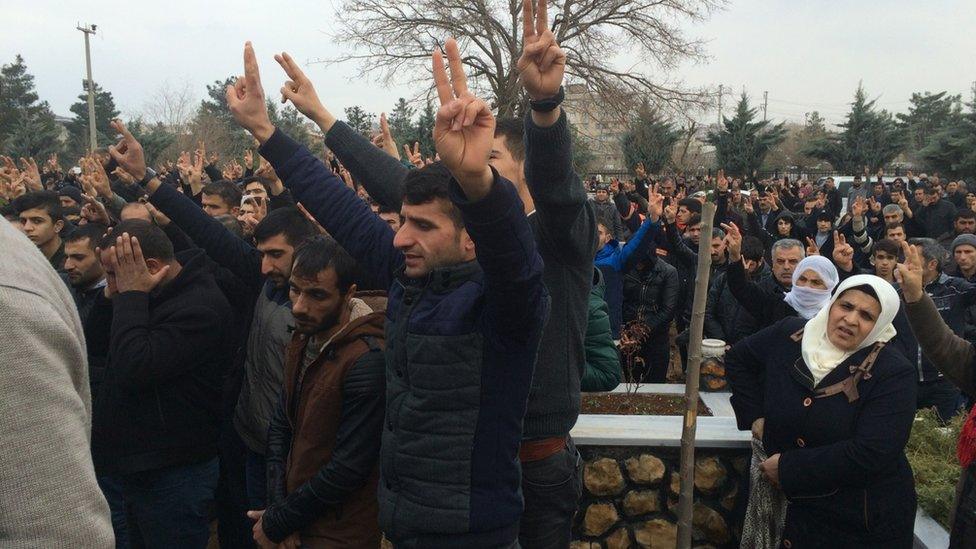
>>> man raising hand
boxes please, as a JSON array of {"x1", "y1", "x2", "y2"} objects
[{"x1": 228, "y1": 38, "x2": 549, "y2": 548}]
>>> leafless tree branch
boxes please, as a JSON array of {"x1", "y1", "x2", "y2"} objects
[{"x1": 325, "y1": 0, "x2": 725, "y2": 117}]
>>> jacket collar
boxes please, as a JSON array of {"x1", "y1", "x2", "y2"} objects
[{"x1": 396, "y1": 259, "x2": 482, "y2": 293}]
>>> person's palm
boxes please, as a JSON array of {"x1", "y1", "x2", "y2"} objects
[
  {"x1": 434, "y1": 101, "x2": 494, "y2": 180},
  {"x1": 108, "y1": 120, "x2": 147, "y2": 180},
  {"x1": 226, "y1": 42, "x2": 273, "y2": 138},
  {"x1": 432, "y1": 39, "x2": 495, "y2": 186}
]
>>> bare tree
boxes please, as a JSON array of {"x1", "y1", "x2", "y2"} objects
[
  {"x1": 326, "y1": 0, "x2": 724, "y2": 117},
  {"x1": 141, "y1": 80, "x2": 197, "y2": 135}
]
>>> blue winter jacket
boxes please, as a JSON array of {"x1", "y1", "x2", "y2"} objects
[{"x1": 259, "y1": 129, "x2": 549, "y2": 547}]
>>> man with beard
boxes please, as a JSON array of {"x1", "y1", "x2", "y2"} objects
[
  {"x1": 126, "y1": 121, "x2": 319, "y2": 545},
  {"x1": 64, "y1": 222, "x2": 136, "y2": 545},
  {"x1": 249, "y1": 237, "x2": 386, "y2": 548}
]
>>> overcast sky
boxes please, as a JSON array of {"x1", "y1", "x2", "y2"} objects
[{"x1": 3, "y1": 0, "x2": 974, "y2": 129}]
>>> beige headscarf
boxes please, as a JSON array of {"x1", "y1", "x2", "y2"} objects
[{"x1": 802, "y1": 275, "x2": 899, "y2": 386}]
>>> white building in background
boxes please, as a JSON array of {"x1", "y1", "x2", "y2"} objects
[{"x1": 562, "y1": 83, "x2": 629, "y2": 175}]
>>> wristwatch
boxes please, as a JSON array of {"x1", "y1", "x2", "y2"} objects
[
  {"x1": 529, "y1": 86, "x2": 565, "y2": 113},
  {"x1": 137, "y1": 167, "x2": 158, "y2": 187}
]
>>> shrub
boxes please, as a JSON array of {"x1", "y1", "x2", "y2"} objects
[{"x1": 906, "y1": 408, "x2": 965, "y2": 528}]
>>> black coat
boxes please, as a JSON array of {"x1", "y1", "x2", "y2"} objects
[
  {"x1": 727, "y1": 317, "x2": 917, "y2": 548},
  {"x1": 726, "y1": 259, "x2": 796, "y2": 329},
  {"x1": 622, "y1": 256, "x2": 679, "y2": 337},
  {"x1": 73, "y1": 283, "x2": 112, "y2": 397},
  {"x1": 704, "y1": 263, "x2": 770, "y2": 345},
  {"x1": 92, "y1": 249, "x2": 237, "y2": 474}
]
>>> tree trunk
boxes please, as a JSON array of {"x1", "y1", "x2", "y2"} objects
[{"x1": 676, "y1": 201, "x2": 717, "y2": 549}]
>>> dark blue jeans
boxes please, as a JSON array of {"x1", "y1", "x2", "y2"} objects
[
  {"x1": 244, "y1": 449, "x2": 267, "y2": 510},
  {"x1": 517, "y1": 437, "x2": 582, "y2": 548},
  {"x1": 119, "y1": 458, "x2": 219, "y2": 549},
  {"x1": 98, "y1": 474, "x2": 130, "y2": 549}
]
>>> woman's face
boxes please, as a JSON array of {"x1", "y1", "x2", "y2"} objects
[
  {"x1": 795, "y1": 268, "x2": 827, "y2": 290},
  {"x1": 827, "y1": 289, "x2": 882, "y2": 351}
]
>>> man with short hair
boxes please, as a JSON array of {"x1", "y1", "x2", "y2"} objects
[
  {"x1": 64, "y1": 223, "x2": 114, "y2": 392},
  {"x1": 108, "y1": 120, "x2": 318, "y2": 546},
  {"x1": 231, "y1": 37, "x2": 549, "y2": 546},
  {"x1": 705, "y1": 235, "x2": 769, "y2": 345},
  {"x1": 253, "y1": 237, "x2": 387, "y2": 548},
  {"x1": 847, "y1": 175, "x2": 869, "y2": 213},
  {"x1": 283, "y1": 6, "x2": 600, "y2": 541},
  {"x1": 201, "y1": 180, "x2": 243, "y2": 217},
  {"x1": 63, "y1": 222, "x2": 130, "y2": 544},
  {"x1": 377, "y1": 204, "x2": 402, "y2": 232},
  {"x1": 822, "y1": 177, "x2": 842, "y2": 219},
  {"x1": 938, "y1": 209, "x2": 976, "y2": 251},
  {"x1": 726, "y1": 234, "x2": 806, "y2": 328},
  {"x1": 871, "y1": 238, "x2": 901, "y2": 284},
  {"x1": 590, "y1": 183, "x2": 624, "y2": 240},
  {"x1": 905, "y1": 237, "x2": 973, "y2": 420},
  {"x1": 13, "y1": 190, "x2": 66, "y2": 270},
  {"x1": 92, "y1": 218, "x2": 236, "y2": 547},
  {"x1": 676, "y1": 197, "x2": 701, "y2": 229},
  {"x1": 918, "y1": 185, "x2": 958, "y2": 238},
  {"x1": 886, "y1": 223, "x2": 908, "y2": 245}
]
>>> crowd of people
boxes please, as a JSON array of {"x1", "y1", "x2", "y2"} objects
[{"x1": 2, "y1": 2, "x2": 976, "y2": 548}]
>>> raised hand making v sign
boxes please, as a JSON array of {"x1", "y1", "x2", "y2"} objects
[
  {"x1": 517, "y1": 0, "x2": 567, "y2": 127},
  {"x1": 432, "y1": 38, "x2": 496, "y2": 200},
  {"x1": 226, "y1": 42, "x2": 276, "y2": 145}
]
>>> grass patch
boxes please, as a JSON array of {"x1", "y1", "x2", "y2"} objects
[{"x1": 906, "y1": 408, "x2": 965, "y2": 528}]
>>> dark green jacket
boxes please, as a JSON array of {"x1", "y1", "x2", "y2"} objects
[{"x1": 582, "y1": 269, "x2": 622, "y2": 392}]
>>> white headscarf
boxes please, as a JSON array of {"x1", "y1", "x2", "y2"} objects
[
  {"x1": 802, "y1": 274, "x2": 900, "y2": 386},
  {"x1": 782, "y1": 255, "x2": 839, "y2": 319}
]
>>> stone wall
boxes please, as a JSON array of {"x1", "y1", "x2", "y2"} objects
[{"x1": 572, "y1": 445, "x2": 748, "y2": 549}]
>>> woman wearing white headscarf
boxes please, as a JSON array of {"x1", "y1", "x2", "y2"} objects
[
  {"x1": 727, "y1": 275, "x2": 918, "y2": 548},
  {"x1": 782, "y1": 255, "x2": 839, "y2": 319}
]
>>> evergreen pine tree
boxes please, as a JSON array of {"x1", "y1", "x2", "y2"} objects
[
  {"x1": 897, "y1": 91, "x2": 961, "y2": 163},
  {"x1": 388, "y1": 98, "x2": 417, "y2": 146},
  {"x1": 128, "y1": 118, "x2": 177, "y2": 167},
  {"x1": 65, "y1": 82, "x2": 120, "y2": 158},
  {"x1": 0, "y1": 55, "x2": 42, "y2": 136},
  {"x1": 414, "y1": 102, "x2": 436, "y2": 158},
  {"x1": 803, "y1": 84, "x2": 904, "y2": 173},
  {"x1": 920, "y1": 87, "x2": 976, "y2": 180},
  {"x1": 343, "y1": 106, "x2": 375, "y2": 137},
  {"x1": 621, "y1": 100, "x2": 682, "y2": 173},
  {"x1": 705, "y1": 93, "x2": 786, "y2": 177},
  {"x1": 0, "y1": 55, "x2": 63, "y2": 158}
]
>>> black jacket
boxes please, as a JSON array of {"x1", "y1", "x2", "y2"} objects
[
  {"x1": 622, "y1": 255, "x2": 680, "y2": 337},
  {"x1": 92, "y1": 249, "x2": 236, "y2": 474},
  {"x1": 662, "y1": 220, "x2": 728, "y2": 326},
  {"x1": 917, "y1": 199, "x2": 958, "y2": 238},
  {"x1": 727, "y1": 317, "x2": 917, "y2": 548},
  {"x1": 73, "y1": 282, "x2": 112, "y2": 396},
  {"x1": 726, "y1": 259, "x2": 796, "y2": 329},
  {"x1": 704, "y1": 263, "x2": 770, "y2": 345}
]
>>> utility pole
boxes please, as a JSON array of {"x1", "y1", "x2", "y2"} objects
[
  {"x1": 77, "y1": 23, "x2": 98, "y2": 152},
  {"x1": 763, "y1": 90, "x2": 769, "y2": 122},
  {"x1": 717, "y1": 84, "x2": 723, "y2": 126}
]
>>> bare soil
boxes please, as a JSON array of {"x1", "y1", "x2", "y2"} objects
[{"x1": 581, "y1": 392, "x2": 712, "y2": 416}]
